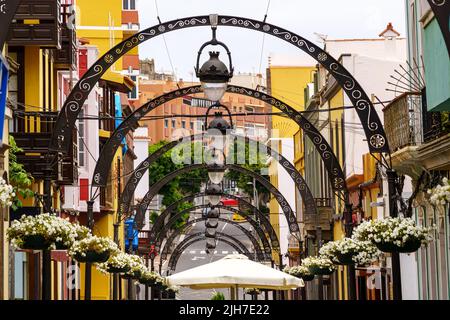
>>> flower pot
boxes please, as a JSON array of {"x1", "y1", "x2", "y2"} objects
[
  {"x1": 21, "y1": 235, "x2": 51, "y2": 250},
  {"x1": 300, "y1": 274, "x2": 315, "y2": 282},
  {"x1": 123, "y1": 270, "x2": 143, "y2": 280},
  {"x1": 375, "y1": 238, "x2": 422, "y2": 254},
  {"x1": 107, "y1": 266, "x2": 131, "y2": 274},
  {"x1": 139, "y1": 278, "x2": 157, "y2": 286},
  {"x1": 336, "y1": 253, "x2": 356, "y2": 265},
  {"x1": 75, "y1": 250, "x2": 110, "y2": 263},
  {"x1": 308, "y1": 265, "x2": 334, "y2": 276},
  {"x1": 55, "y1": 241, "x2": 70, "y2": 250}
]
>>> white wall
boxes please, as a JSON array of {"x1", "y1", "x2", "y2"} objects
[
  {"x1": 400, "y1": 253, "x2": 420, "y2": 300},
  {"x1": 133, "y1": 126, "x2": 150, "y2": 229}
]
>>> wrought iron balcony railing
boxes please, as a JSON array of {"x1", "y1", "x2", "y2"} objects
[{"x1": 54, "y1": 4, "x2": 77, "y2": 70}]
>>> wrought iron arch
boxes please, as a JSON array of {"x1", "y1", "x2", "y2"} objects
[
  {"x1": 159, "y1": 217, "x2": 267, "y2": 262},
  {"x1": 137, "y1": 163, "x2": 299, "y2": 233},
  {"x1": 149, "y1": 192, "x2": 279, "y2": 253},
  {"x1": 167, "y1": 235, "x2": 251, "y2": 273},
  {"x1": 51, "y1": 14, "x2": 389, "y2": 156},
  {"x1": 117, "y1": 132, "x2": 320, "y2": 220},
  {"x1": 154, "y1": 204, "x2": 273, "y2": 257}
]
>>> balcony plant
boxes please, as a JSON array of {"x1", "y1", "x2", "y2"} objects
[
  {"x1": 352, "y1": 218, "x2": 434, "y2": 253},
  {"x1": 428, "y1": 177, "x2": 450, "y2": 207},
  {"x1": 283, "y1": 265, "x2": 315, "y2": 281},
  {"x1": 69, "y1": 236, "x2": 119, "y2": 263},
  {"x1": 302, "y1": 256, "x2": 336, "y2": 276},
  {"x1": 319, "y1": 238, "x2": 382, "y2": 266}
]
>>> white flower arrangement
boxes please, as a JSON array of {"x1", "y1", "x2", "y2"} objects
[
  {"x1": 428, "y1": 177, "x2": 450, "y2": 206},
  {"x1": 0, "y1": 177, "x2": 15, "y2": 207},
  {"x1": 283, "y1": 265, "x2": 311, "y2": 277},
  {"x1": 7, "y1": 213, "x2": 91, "y2": 250},
  {"x1": 139, "y1": 270, "x2": 165, "y2": 286},
  {"x1": 165, "y1": 285, "x2": 180, "y2": 294},
  {"x1": 302, "y1": 256, "x2": 336, "y2": 272},
  {"x1": 96, "y1": 252, "x2": 136, "y2": 274},
  {"x1": 123, "y1": 255, "x2": 148, "y2": 278},
  {"x1": 69, "y1": 235, "x2": 119, "y2": 259},
  {"x1": 319, "y1": 238, "x2": 382, "y2": 266},
  {"x1": 352, "y1": 218, "x2": 434, "y2": 250}
]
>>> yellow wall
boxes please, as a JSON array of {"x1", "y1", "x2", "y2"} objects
[{"x1": 270, "y1": 66, "x2": 315, "y2": 138}]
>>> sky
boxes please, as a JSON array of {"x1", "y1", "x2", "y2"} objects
[{"x1": 137, "y1": 0, "x2": 406, "y2": 81}]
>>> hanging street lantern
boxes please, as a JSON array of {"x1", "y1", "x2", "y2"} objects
[
  {"x1": 205, "y1": 183, "x2": 222, "y2": 206},
  {"x1": 207, "y1": 148, "x2": 226, "y2": 184},
  {"x1": 195, "y1": 20, "x2": 234, "y2": 102},
  {"x1": 205, "y1": 208, "x2": 220, "y2": 228}
]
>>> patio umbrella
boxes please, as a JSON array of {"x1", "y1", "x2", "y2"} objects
[{"x1": 166, "y1": 254, "x2": 304, "y2": 294}]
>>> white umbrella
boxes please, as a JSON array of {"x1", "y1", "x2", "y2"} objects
[{"x1": 166, "y1": 254, "x2": 304, "y2": 292}]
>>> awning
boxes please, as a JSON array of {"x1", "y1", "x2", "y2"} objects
[{"x1": 100, "y1": 71, "x2": 135, "y2": 93}]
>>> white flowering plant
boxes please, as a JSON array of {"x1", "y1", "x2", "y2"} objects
[
  {"x1": 69, "y1": 236, "x2": 119, "y2": 263},
  {"x1": 96, "y1": 252, "x2": 137, "y2": 274},
  {"x1": 139, "y1": 270, "x2": 165, "y2": 287},
  {"x1": 283, "y1": 265, "x2": 313, "y2": 278},
  {"x1": 123, "y1": 255, "x2": 147, "y2": 279},
  {"x1": 0, "y1": 177, "x2": 15, "y2": 207},
  {"x1": 7, "y1": 213, "x2": 91, "y2": 250},
  {"x1": 302, "y1": 256, "x2": 336, "y2": 275},
  {"x1": 352, "y1": 217, "x2": 434, "y2": 253},
  {"x1": 319, "y1": 238, "x2": 382, "y2": 266},
  {"x1": 165, "y1": 285, "x2": 180, "y2": 294},
  {"x1": 428, "y1": 177, "x2": 450, "y2": 206}
]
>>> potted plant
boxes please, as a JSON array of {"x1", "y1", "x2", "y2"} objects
[
  {"x1": 284, "y1": 265, "x2": 315, "y2": 281},
  {"x1": 352, "y1": 218, "x2": 434, "y2": 253},
  {"x1": 302, "y1": 256, "x2": 336, "y2": 276},
  {"x1": 138, "y1": 270, "x2": 164, "y2": 286},
  {"x1": 428, "y1": 177, "x2": 450, "y2": 206},
  {"x1": 319, "y1": 238, "x2": 381, "y2": 266},
  {"x1": 96, "y1": 252, "x2": 137, "y2": 274},
  {"x1": 69, "y1": 236, "x2": 119, "y2": 263},
  {"x1": 122, "y1": 255, "x2": 147, "y2": 279},
  {"x1": 0, "y1": 177, "x2": 15, "y2": 208},
  {"x1": 54, "y1": 222, "x2": 91, "y2": 250}
]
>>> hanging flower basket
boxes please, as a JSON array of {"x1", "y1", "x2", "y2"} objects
[
  {"x1": 75, "y1": 250, "x2": 111, "y2": 263},
  {"x1": 300, "y1": 274, "x2": 315, "y2": 282},
  {"x1": 308, "y1": 265, "x2": 335, "y2": 276},
  {"x1": 336, "y1": 252, "x2": 356, "y2": 265},
  {"x1": 375, "y1": 238, "x2": 422, "y2": 254},
  {"x1": 21, "y1": 235, "x2": 52, "y2": 250},
  {"x1": 107, "y1": 265, "x2": 131, "y2": 274},
  {"x1": 55, "y1": 241, "x2": 70, "y2": 250},
  {"x1": 352, "y1": 218, "x2": 434, "y2": 254}
]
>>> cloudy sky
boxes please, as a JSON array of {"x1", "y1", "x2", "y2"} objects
[{"x1": 137, "y1": 0, "x2": 406, "y2": 81}]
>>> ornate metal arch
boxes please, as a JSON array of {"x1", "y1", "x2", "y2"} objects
[
  {"x1": 51, "y1": 15, "x2": 389, "y2": 156},
  {"x1": 0, "y1": 0, "x2": 21, "y2": 49},
  {"x1": 427, "y1": 0, "x2": 450, "y2": 56},
  {"x1": 137, "y1": 164, "x2": 299, "y2": 233},
  {"x1": 154, "y1": 204, "x2": 273, "y2": 257},
  {"x1": 159, "y1": 217, "x2": 266, "y2": 262},
  {"x1": 167, "y1": 234, "x2": 251, "y2": 273},
  {"x1": 150, "y1": 193, "x2": 279, "y2": 253},
  {"x1": 117, "y1": 132, "x2": 320, "y2": 220}
]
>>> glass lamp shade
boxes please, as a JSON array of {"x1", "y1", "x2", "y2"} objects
[
  {"x1": 206, "y1": 238, "x2": 216, "y2": 249},
  {"x1": 205, "y1": 218, "x2": 219, "y2": 228},
  {"x1": 205, "y1": 227, "x2": 217, "y2": 238},
  {"x1": 208, "y1": 194, "x2": 221, "y2": 206},
  {"x1": 207, "y1": 208, "x2": 220, "y2": 219},
  {"x1": 208, "y1": 171, "x2": 225, "y2": 185},
  {"x1": 201, "y1": 82, "x2": 228, "y2": 102}
]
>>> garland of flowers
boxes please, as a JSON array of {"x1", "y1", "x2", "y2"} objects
[
  {"x1": 319, "y1": 238, "x2": 382, "y2": 266},
  {"x1": 352, "y1": 217, "x2": 434, "y2": 253},
  {"x1": 7, "y1": 213, "x2": 91, "y2": 250},
  {"x1": 0, "y1": 177, "x2": 15, "y2": 207},
  {"x1": 428, "y1": 177, "x2": 450, "y2": 206}
]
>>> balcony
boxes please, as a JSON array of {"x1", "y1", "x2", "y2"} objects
[
  {"x1": 11, "y1": 111, "x2": 78, "y2": 185},
  {"x1": 383, "y1": 92, "x2": 450, "y2": 175},
  {"x1": 138, "y1": 230, "x2": 151, "y2": 255},
  {"x1": 302, "y1": 198, "x2": 333, "y2": 232},
  {"x1": 53, "y1": 4, "x2": 77, "y2": 70},
  {"x1": 7, "y1": 0, "x2": 62, "y2": 48}
]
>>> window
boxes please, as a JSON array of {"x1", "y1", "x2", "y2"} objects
[
  {"x1": 128, "y1": 75, "x2": 137, "y2": 99},
  {"x1": 78, "y1": 109, "x2": 86, "y2": 167},
  {"x1": 182, "y1": 120, "x2": 186, "y2": 129},
  {"x1": 123, "y1": 0, "x2": 136, "y2": 10},
  {"x1": 245, "y1": 106, "x2": 254, "y2": 113},
  {"x1": 172, "y1": 119, "x2": 176, "y2": 128},
  {"x1": 190, "y1": 121, "x2": 194, "y2": 130},
  {"x1": 164, "y1": 119, "x2": 168, "y2": 128}
]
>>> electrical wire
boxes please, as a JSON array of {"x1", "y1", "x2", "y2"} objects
[{"x1": 258, "y1": 0, "x2": 271, "y2": 75}]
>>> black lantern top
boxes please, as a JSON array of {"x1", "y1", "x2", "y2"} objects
[
  {"x1": 197, "y1": 51, "x2": 232, "y2": 83},
  {"x1": 205, "y1": 183, "x2": 222, "y2": 196},
  {"x1": 207, "y1": 112, "x2": 231, "y2": 134}
]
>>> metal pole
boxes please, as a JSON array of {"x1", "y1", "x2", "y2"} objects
[
  {"x1": 113, "y1": 223, "x2": 120, "y2": 300},
  {"x1": 316, "y1": 226, "x2": 323, "y2": 300},
  {"x1": 344, "y1": 203, "x2": 357, "y2": 300},
  {"x1": 85, "y1": 200, "x2": 95, "y2": 300},
  {"x1": 42, "y1": 163, "x2": 52, "y2": 300},
  {"x1": 387, "y1": 168, "x2": 402, "y2": 300}
]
